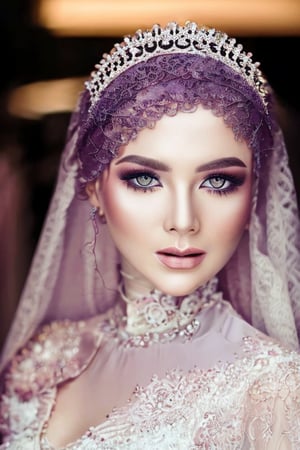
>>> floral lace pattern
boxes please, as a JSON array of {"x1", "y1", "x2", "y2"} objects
[
  {"x1": 1, "y1": 313, "x2": 300, "y2": 449},
  {"x1": 1, "y1": 319, "x2": 101, "y2": 400},
  {"x1": 76, "y1": 54, "x2": 273, "y2": 189},
  {"x1": 108, "y1": 278, "x2": 222, "y2": 347}
]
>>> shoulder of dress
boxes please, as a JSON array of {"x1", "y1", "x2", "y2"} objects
[
  {"x1": 242, "y1": 332, "x2": 300, "y2": 374},
  {"x1": 2, "y1": 317, "x2": 103, "y2": 400}
]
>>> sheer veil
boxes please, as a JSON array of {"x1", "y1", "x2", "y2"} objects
[{"x1": 1, "y1": 23, "x2": 300, "y2": 372}]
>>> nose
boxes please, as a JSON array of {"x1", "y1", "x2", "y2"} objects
[{"x1": 164, "y1": 185, "x2": 200, "y2": 235}]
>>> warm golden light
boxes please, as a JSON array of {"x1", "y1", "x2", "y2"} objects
[
  {"x1": 8, "y1": 78, "x2": 86, "y2": 119},
  {"x1": 37, "y1": 0, "x2": 300, "y2": 36}
]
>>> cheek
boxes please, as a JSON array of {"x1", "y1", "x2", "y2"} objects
[
  {"x1": 100, "y1": 184, "x2": 155, "y2": 236},
  {"x1": 102, "y1": 189, "x2": 132, "y2": 231},
  {"x1": 203, "y1": 191, "x2": 251, "y2": 244},
  {"x1": 227, "y1": 195, "x2": 251, "y2": 230}
]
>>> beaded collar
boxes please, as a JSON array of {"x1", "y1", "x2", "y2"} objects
[{"x1": 101, "y1": 278, "x2": 222, "y2": 348}]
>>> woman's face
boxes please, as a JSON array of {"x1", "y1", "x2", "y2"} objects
[{"x1": 89, "y1": 106, "x2": 253, "y2": 296}]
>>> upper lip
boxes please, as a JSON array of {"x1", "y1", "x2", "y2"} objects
[{"x1": 156, "y1": 247, "x2": 205, "y2": 257}]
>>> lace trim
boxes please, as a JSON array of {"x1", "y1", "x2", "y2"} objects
[
  {"x1": 102, "y1": 279, "x2": 222, "y2": 347},
  {"x1": 119, "y1": 276, "x2": 220, "y2": 334},
  {"x1": 37, "y1": 336, "x2": 300, "y2": 449},
  {"x1": 1, "y1": 319, "x2": 102, "y2": 400}
]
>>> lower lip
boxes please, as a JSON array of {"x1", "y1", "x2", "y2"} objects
[{"x1": 156, "y1": 253, "x2": 205, "y2": 270}]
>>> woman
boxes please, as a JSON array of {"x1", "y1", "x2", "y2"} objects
[{"x1": 1, "y1": 21, "x2": 300, "y2": 449}]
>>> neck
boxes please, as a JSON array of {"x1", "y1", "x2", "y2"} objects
[{"x1": 119, "y1": 267, "x2": 155, "y2": 300}]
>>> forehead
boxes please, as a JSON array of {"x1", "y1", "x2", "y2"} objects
[{"x1": 114, "y1": 106, "x2": 252, "y2": 167}]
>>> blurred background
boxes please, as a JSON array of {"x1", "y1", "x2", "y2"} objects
[{"x1": 0, "y1": 0, "x2": 300, "y2": 348}]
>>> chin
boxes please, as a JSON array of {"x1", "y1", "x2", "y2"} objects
[
  {"x1": 156, "y1": 264, "x2": 223, "y2": 296},
  {"x1": 166, "y1": 287, "x2": 199, "y2": 297},
  {"x1": 152, "y1": 275, "x2": 210, "y2": 297}
]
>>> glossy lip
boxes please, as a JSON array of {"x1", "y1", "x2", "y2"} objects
[{"x1": 156, "y1": 247, "x2": 206, "y2": 270}]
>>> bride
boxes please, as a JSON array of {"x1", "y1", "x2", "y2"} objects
[{"x1": 1, "y1": 22, "x2": 300, "y2": 449}]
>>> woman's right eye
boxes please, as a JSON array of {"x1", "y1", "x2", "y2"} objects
[
  {"x1": 120, "y1": 171, "x2": 161, "y2": 192},
  {"x1": 135, "y1": 175, "x2": 155, "y2": 187}
]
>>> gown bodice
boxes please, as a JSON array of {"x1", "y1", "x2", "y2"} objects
[{"x1": 1, "y1": 297, "x2": 300, "y2": 449}]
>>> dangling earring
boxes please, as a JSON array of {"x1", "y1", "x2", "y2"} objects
[{"x1": 90, "y1": 206, "x2": 99, "y2": 235}]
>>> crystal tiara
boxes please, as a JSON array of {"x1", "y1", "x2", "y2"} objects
[{"x1": 86, "y1": 21, "x2": 269, "y2": 108}]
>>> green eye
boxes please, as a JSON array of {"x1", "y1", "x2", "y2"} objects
[
  {"x1": 200, "y1": 173, "x2": 245, "y2": 196},
  {"x1": 209, "y1": 177, "x2": 226, "y2": 188},
  {"x1": 120, "y1": 170, "x2": 161, "y2": 192},
  {"x1": 136, "y1": 175, "x2": 153, "y2": 186}
]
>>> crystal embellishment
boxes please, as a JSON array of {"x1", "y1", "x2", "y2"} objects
[{"x1": 86, "y1": 21, "x2": 269, "y2": 110}]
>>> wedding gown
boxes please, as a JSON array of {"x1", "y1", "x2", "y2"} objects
[{"x1": 1, "y1": 285, "x2": 300, "y2": 449}]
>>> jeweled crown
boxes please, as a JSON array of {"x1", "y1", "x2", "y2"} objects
[{"x1": 86, "y1": 21, "x2": 268, "y2": 108}]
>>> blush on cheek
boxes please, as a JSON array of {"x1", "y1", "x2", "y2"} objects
[
  {"x1": 219, "y1": 222, "x2": 246, "y2": 246},
  {"x1": 226, "y1": 187, "x2": 252, "y2": 227},
  {"x1": 210, "y1": 200, "x2": 251, "y2": 245},
  {"x1": 236, "y1": 204, "x2": 251, "y2": 229},
  {"x1": 102, "y1": 188, "x2": 143, "y2": 231},
  {"x1": 238, "y1": 197, "x2": 252, "y2": 229}
]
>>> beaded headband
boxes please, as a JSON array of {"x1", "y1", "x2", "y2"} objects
[{"x1": 86, "y1": 21, "x2": 269, "y2": 110}]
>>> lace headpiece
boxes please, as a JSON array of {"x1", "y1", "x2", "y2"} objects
[
  {"x1": 75, "y1": 23, "x2": 274, "y2": 189},
  {"x1": 86, "y1": 21, "x2": 269, "y2": 110}
]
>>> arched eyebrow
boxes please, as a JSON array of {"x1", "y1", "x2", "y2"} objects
[
  {"x1": 196, "y1": 157, "x2": 247, "y2": 172},
  {"x1": 115, "y1": 155, "x2": 247, "y2": 171},
  {"x1": 115, "y1": 155, "x2": 170, "y2": 171}
]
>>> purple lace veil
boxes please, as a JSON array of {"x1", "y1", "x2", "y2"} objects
[{"x1": 1, "y1": 23, "x2": 300, "y2": 371}]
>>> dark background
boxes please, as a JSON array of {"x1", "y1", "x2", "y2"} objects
[{"x1": 0, "y1": 0, "x2": 299, "y2": 346}]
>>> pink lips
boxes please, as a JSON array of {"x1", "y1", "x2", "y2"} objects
[{"x1": 156, "y1": 247, "x2": 206, "y2": 270}]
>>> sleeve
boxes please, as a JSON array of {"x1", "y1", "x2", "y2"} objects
[{"x1": 0, "y1": 317, "x2": 102, "y2": 447}]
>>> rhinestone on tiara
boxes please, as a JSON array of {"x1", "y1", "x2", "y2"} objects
[{"x1": 86, "y1": 21, "x2": 269, "y2": 109}]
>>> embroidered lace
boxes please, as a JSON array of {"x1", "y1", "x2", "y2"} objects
[
  {"x1": 117, "y1": 277, "x2": 221, "y2": 337},
  {"x1": 2, "y1": 310, "x2": 300, "y2": 449},
  {"x1": 101, "y1": 283, "x2": 220, "y2": 347}
]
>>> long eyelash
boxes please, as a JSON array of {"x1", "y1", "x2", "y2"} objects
[
  {"x1": 203, "y1": 173, "x2": 245, "y2": 196},
  {"x1": 124, "y1": 183, "x2": 157, "y2": 194},
  {"x1": 119, "y1": 169, "x2": 160, "y2": 192},
  {"x1": 119, "y1": 169, "x2": 159, "y2": 181}
]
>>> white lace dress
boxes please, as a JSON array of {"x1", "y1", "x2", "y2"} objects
[{"x1": 1, "y1": 293, "x2": 300, "y2": 449}]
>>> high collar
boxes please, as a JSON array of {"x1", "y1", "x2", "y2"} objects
[{"x1": 119, "y1": 278, "x2": 221, "y2": 336}]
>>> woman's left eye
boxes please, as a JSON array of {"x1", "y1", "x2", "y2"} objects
[{"x1": 200, "y1": 174, "x2": 243, "y2": 194}]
